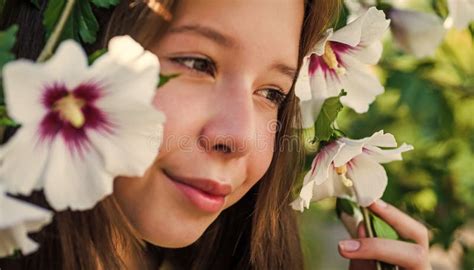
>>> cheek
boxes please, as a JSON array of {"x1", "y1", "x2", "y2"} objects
[
  {"x1": 224, "y1": 122, "x2": 276, "y2": 208},
  {"x1": 151, "y1": 81, "x2": 208, "y2": 155}
]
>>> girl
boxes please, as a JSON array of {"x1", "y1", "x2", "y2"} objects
[{"x1": 0, "y1": 0, "x2": 430, "y2": 269}]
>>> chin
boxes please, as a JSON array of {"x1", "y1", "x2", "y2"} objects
[{"x1": 139, "y1": 218, "x2": 210, "y2": 248}]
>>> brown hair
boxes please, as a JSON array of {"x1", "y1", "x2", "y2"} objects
[{"x1": 0, "y1": 0, "x2": 341, "y2": 269}]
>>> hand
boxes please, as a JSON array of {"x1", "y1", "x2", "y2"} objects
[{"x1": 337, "y1": 200, "x2": 431, "y2": 270}]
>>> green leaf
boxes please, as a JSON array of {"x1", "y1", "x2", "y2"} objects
[
  {"x1": 333, "y1": 4, "x2": 349, "y2": 31},
  {"x1": 387, "y1": 70, "x2": 454, "y2": 140},
  {"x1": 368, "y1": 210, "x2": 400, "y2": 270},
  {"x1": 336, "y1": 198, "x2": 356, "y2": 217},
  {"x1": 43, "y1": 0, "x2": 112, "y2": 45},
  {"x1": 314, "y1": 90, "x2": 346, "y2": 142},
  {"x1": 0, "y1": 25, "x2": 18, "y2": 106},
  {"x1": 0, "y1": 25, "x2": 17, "y2": 68},
  {"x1": 0, "y1": 105, "x2": 17, "y2": 126},
  {"x1": 76, "y1": 0, "x2": 99, "y2": 44},
  {"x1": 371, "y1": 213, "x2": 399, "y2": 240},
  {"x1": 432, "y1": 0, "x2": 448, "y2": 18},
  {"x1": 90, "y1": 0, "x2": 120, "y2": 8},
  {"x1": 88, "y1": 48, "x2": 106, "y2": 64},
  {"x1": 158, "y1": 73, "x2": 180, "y2": 88},
  {"x1": 43, "y1": 0, "x2": 68, "y2": 39}
]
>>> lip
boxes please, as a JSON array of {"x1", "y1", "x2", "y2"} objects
[{"x1": 163, "y1": 169, "x2": 232, "y2": 213}]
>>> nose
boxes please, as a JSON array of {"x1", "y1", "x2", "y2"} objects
[{"x1": 198, "y1": 78, "x2": 255, "y2": 159}]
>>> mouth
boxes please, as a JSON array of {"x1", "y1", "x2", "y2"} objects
[{"x1": 163, "y1": 169, "x2": 231, "y2": 213}]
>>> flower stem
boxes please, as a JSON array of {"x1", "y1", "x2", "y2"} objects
[
  {"x1": 37, "y1": 0, "x2": 76, "y2": 62},
  {"x1": 361, "y1": 206, "x2": 383, "y2": 270}
]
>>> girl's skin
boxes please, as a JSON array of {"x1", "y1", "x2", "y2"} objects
[{"x1": 114, "y1": 0, "x2": 431, "y2": 269}]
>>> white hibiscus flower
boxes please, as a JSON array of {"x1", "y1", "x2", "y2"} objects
[
  {"x1": 389, "y1": 8, "x2": 446, "y2": 58},
  {"x1": 0, "y1": 184, "x2": 52, "y2": 257},
  {"x1": 444, "y1": 0, "x2": 474, "y2": 30},
  {"x1": 0, "y1": 36, "x2": 165, "y2": 211},
  {"x1": 290, "y1": 131, "x2": 413, "y2": 211},
  {"x1": 295, "y1": 7, "x2": 390, "y2": 128}
]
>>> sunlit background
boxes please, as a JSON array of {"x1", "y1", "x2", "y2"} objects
[{"x1": 299, "y1": 1, "x2": 474, "y2": 269}]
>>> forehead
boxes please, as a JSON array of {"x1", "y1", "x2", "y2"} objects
[{"x1": 168, "y1": 0, "x2": 304, "y2": 64}]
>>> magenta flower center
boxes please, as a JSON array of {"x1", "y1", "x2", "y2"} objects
[
  {"x1": 309, "y1": 42, "x2": 352, "y2": 78},
  {"x1": 39, "y1": 82, "x2": 113, "y2": 155}
]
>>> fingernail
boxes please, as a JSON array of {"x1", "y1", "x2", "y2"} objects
[
  {"x1": 339, "y1": 240, "x2": 360, "y2": 252},
  {"x1": 377, "y1": 199, "x2": 387, "y2": 208}
]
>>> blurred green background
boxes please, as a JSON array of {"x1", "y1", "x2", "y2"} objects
[{"x1": 299, "y1": 1, "x2": 474, "y2": 269}]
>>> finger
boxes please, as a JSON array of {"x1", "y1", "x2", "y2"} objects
[
  {"x1": 338, "y1": 238, "x2": 429, "y2": 270},
  {"x1": 369, "y1": 200, "x2": 429, "y2": 248},
  {"x1": 357, "y1": 222, "x2": 367, "y2": 238}
]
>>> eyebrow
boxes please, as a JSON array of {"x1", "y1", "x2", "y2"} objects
[
  {"x1": 168, "y1": 24, "x2": 236, "y2": 48},
  {"x1": 168, "y1": 24, "x2": 297, "y2": 82},
  {"x1": 272, "y1": 63, "x2": 297, "y2": 82}
]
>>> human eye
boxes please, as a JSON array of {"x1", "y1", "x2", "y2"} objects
[
  {"x1": 169, "y1": 56, "x2": 217, "y2": 77},
  {"x1": 256, "y1": 88, "x2": 288, "y2": 108}
]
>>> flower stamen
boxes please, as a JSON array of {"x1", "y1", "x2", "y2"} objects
[
  {"x1": 335, "y1": 164, "x2": 354, "y2": 187},
  {"x1": 53, "y1": 94, "x2": 86, "y2": 128},
  {"x1": 323, "y1": 43, "x2": 346, "y2": 75}
]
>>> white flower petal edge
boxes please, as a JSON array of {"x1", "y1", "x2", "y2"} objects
[
  {"x1": 0, "y1": 126, "x2": 49, "y2": 195},
  {"x1": 0, "y1": 36, "x2": 165, "y2": 210},
  {"x1": 296, "y1": 58, "x2": 328, "y2": 128},
  {"x1": 444, "y1": 0, "x2": 474, "y2": 30},
  {"x1": 290, "y1": 131, "x2": 413, "y2": 210},
  {"x1": 0, "y1": 185, "x2": 52, "y2": 257},
  {"x1": 290, "y1": 142, "x2": 343, "y2": 212},
  {"x1": 88, "y1": 36, "x2": 165, "y2": 177}
]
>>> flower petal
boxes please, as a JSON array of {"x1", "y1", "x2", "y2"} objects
[
  {"x1": 99, "y1": 35, "x2": 146, "y2": 65},
  {"x1": 445, "y1": 0, "x2": 474, "y2": 29},
  {"x1": 364, "y1": 143, "x2": 414, "y2": 164},
  {"x1": 312, "y1": 167, "x2": 354, "y2": 202},
  {"x1": 330, "y1": 7, "x2": 390, "y2": 47},
  {"x1": 298, "y1": 66, "x2": 328, "y2": 128},
  {"x1": 2, "y1": 61, "x2": 50, "y2": 124},
  {"x1": 91, "y1": 36, "x2": 160, "y2": 96},
  {"x1": 88, "y1": 105, "x2": 165, "y2": 177},
  {"x1": 356, "y1": 7, "x2": 390, "y2": 46},
  {"x1": 338, "y1": 53, "x2": 384, "y2": 113},
  {"x1": 294, "y1": 57, "x2": 312, "y2": 101},
  {"x1": 43, "y1": 138, "x2": 113, "y2": 211},
  {"x1": 42, "y1": 40, "x2": 89, "y2": 89},
  {"x1": 347, "y1": 154, "x2": 388, "y2": 207},
  {"x1": 333, "y1": 138, "x2": 365, "y2": 168},
  {"x1": 364, "y1": 130, "x2": 398, "y2": 148},
  {"x1": 0, "y1": 190, "x2": 52, "y2": 256},
  {"x1": 0, "y1": 225, "x2": 38, "y2": 256},
  {"x1": 350, "y1": 40, "x2": 383, "y2": 65},
  {"x1": 311, "y1": 142, "x2": 343, "y2": 185},
  {"x1": 290, "y1": 171, "x2": 315, "y2": 212},
  {"x1": 389, "y1": 9, "x2": 445, "y2": 58},
  {"x1": 313, "y1": 29, "x2": 334, "y2": 55},
  {"x1": 0, "y1": 126, "x2": 50, "y2": 195}
]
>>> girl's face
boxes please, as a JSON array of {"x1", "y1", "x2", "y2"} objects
[{"x1": 114, "y1": 0, "x2": 304, "y2": 248}]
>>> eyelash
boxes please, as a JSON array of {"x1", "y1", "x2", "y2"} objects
[{"x1": 169, "y1": 56, "x2": 288, "y2": 107}]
